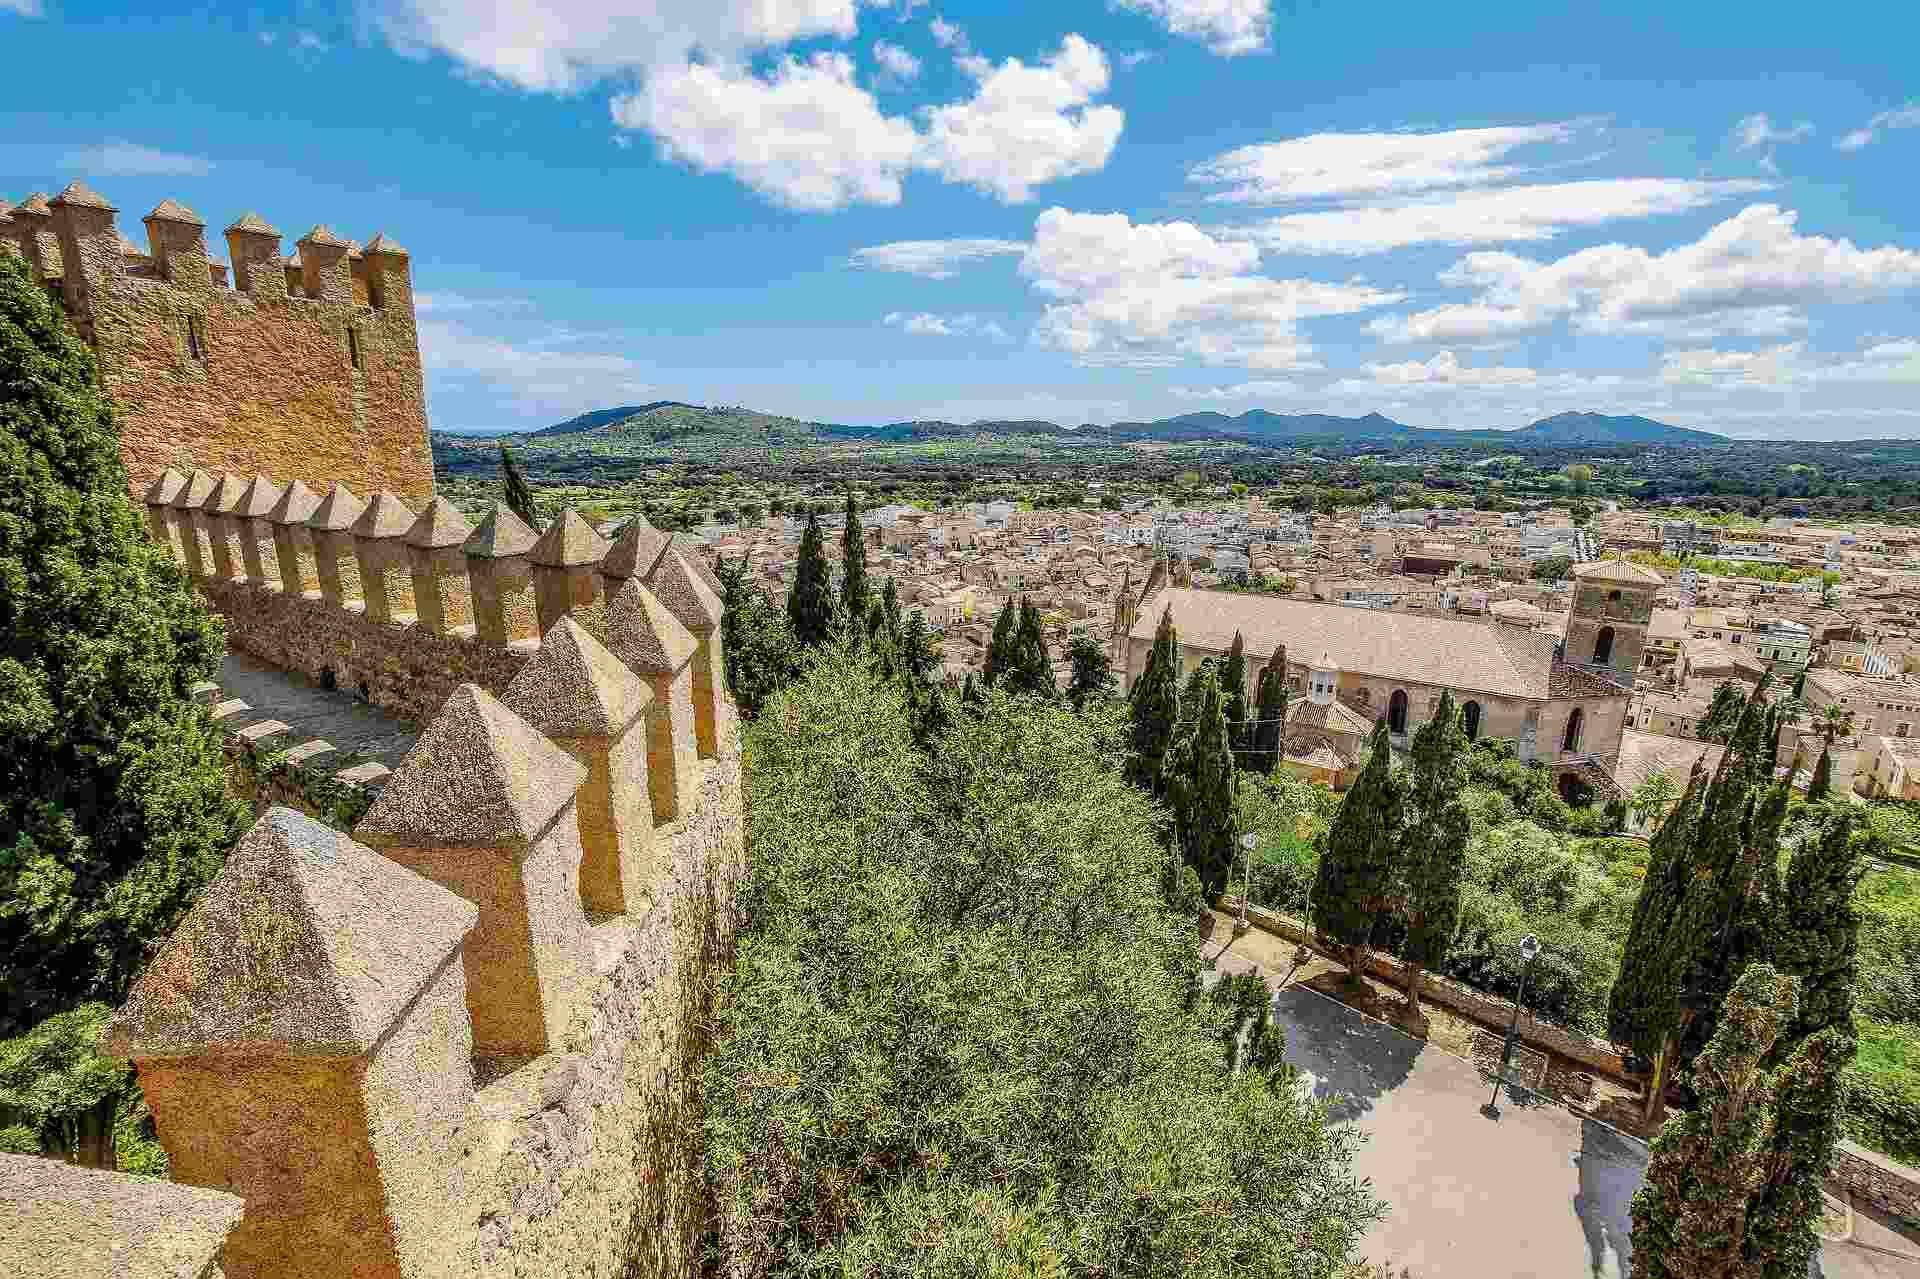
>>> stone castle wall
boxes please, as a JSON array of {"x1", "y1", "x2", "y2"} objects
[
  {"x1": 0, "y1": 182, "x2": 432, "y2": 505},
  {"x1": 4, "y1": 487, "x2": 745, "y2": 1279}
]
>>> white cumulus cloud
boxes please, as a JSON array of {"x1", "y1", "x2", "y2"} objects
[
  {"x1": 1837, "y1": 102, "x2": 1920, "y2": 151},
  {"x1": 59, "y1": 141, "x2": 212, "y2": 177},
  {"x1": 916, "y1": 35, "x2": 1124, "y2": 203},
  {"x1": 1020, "y1": 207, "x2": 1402, "y2": 369},
  {"x1": 1231, "y1": 178, "x2": 1768, "y2": 256},
  {"x1": 882, "y1": 311, "x2": 1012, "y2": 340},
  {"x1": 1189, "y1": 123, "x2": 1576, "y2": 204},
  {"x1": 1730, "y1": 113, "x2": 1813, "y2": 150},
  {"x1": 1114, "y1": 0, "x2": 1271, "y2": 56},
  {"x1": 872, "y1": 40, "x2": 920, "y2": 82},
  {"x1": 1, "y1": 0, "x2": 44, "y2": 15},
  {"x1": 1368, "y1": 204, "x2": 1920, "y2": 344},
  {"x1": 1171, "y1": 379, "x2": 1301, "y2": 400},
  {"x1": 613, "y1": 52, "x2": 919, "y2": 211},
  {"x1": 850, "y1": 238, "x2": 1028, "y2": 278},
  {"x1": 1363, "y1": 350, "x2": 1538, "y2": 387}
]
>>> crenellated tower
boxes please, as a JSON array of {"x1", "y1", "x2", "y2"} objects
[{"x1": 0, "y1": 181, "x2": 432, "y2": 505}]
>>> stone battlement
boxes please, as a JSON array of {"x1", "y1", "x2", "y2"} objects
[
  {"x1": 141, "y1": 470, "x2": 731, "y2": 786},
  {"x1": 5, "y1": 591, "x2": 744, "y2": 1277},
  {"x1": 1, "y1": 182, "x2": 432, "y2": 505}
]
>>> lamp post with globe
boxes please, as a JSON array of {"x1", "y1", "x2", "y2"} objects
[
  {"x1": 1483, "y1": 933, "x2": 1541, "y2": 1119},
  {"x1": 1234, "y1": 831, "x2": 1257, "y2": 936}
]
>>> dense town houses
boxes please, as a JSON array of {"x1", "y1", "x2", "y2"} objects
[{"x1": 677, "y1": 492, "x2": 1920, "y2": 805}]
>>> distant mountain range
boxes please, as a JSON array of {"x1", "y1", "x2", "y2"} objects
[{"x1": 498, "y1": 402, "x2": 1726, "y2": 449}]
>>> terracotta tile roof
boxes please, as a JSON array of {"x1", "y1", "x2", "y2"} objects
[
  {"x1": 1574, "y1": 559, "x2": 1665, "y2": 585},
  {"x1": 1614, "y1": 729, "x2": 1724, "y2": 796},
  {"x1": 1549, "y1": 661, "x2": 1629, "y2": 699},
  {"x1": 1131, "y1": 587, "x2": 1559, "y2": 699}
]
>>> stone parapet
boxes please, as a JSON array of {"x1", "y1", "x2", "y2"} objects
[{"x1": 44, "y1": 610, "x2": 747, "y2": 1279}]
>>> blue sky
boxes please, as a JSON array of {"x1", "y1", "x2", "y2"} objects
[{"x1": 3, "y1": 0, "x2": 1917, "y2": 439}]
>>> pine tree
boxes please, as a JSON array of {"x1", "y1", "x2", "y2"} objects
[
  {"x1": 1220, "y1": 630, "x2": 1248, "y2": 744},
  {"x1": 982, "y1": 598, "x2": 1016, "y2": 686},
  {"x1": 1398, "y1": 691, "x2": 1471, "y2": 1021},
  {"x1": 786, "y1": 511, "x2": 836, "y2": 648},
  {"x1": 840, "y1": 489, "x2": 869, "y2": 624},
  {"x1": 1009, "y1": 597, "x2": 1056, "y2": 699},
  {"x1": 1164, "y1": 665, "x2": 1238, "y2": 896},
  {"x1": 499, "y1": 444, "x2": 543, "y2": 532},
  {"x1": 1127, "y1": 607, "x2": 1181, "y2": 797},
  {"x1": 1310, "y1": 719, "x2": 1404, "y2": 980},
  {"x1": 1630, "y1": 965, "x2": 1799, "y2": 1279},
  {"x1": 0, "y1": 250, "x2": 248, "y2": 1162},
  {"x1": 1806, "y1": 745, "x2": 1832, "y2": 802},
  {"x1": 1065, "y1": 630, "x2": 1116, "y2": 709}
]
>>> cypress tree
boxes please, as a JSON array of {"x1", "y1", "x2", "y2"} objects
[
  {"x1": 1219, "y1": 630, "x2": 1248, "y2": 744},
  {"x1": 1127, "y1": 607, "x2": 1180, "y2": 797},
  {"x1": 1310, "y1": 719, "x2": 1405, "y2": 980},
  {"x1": 786, "y1": 511, "x2": 836, "y2": 648},
  {"x1": 1398, "y1": 690, "x2": 1471, "y2": 1021},
  {"x1": 1010, "y1": 596, "x2": 1055, "y2": 698},
  {"x1": 716, "y1": 555, "x2": 799, "y2": 718},
  {"x1": 840, "y1": 488, "x2": 869, "y2": 624},
  {"x1": 879, "y1": 576, "x2": 902, "y2": 644},
  {"x1": 1773, "y1": 811, "x2": 1862, "y2": 1047},
  {"x1": 1, "y1": 251, "x2": 247, "y2": 1163},
  {"x1": 499, "y1": 444, "x2": 543, "y2": 532},
  {"x1": 1630, "y1": 965, "x2": 1799, "y2": 1279},
  {"x1": 982, "y1": 598, "x2": 1016, "y2": 686},
  {"x1": 1806, "y1": 745, "x2": 1832, "y2": 802},
  {"x1": 1064, "y1": 629, "x2": 1116, "y2": 709},
  {"x1": 1164, "y1": 665, "x2": 1238, "y2": 897},
  {"x1": 1747, "y1": 1026, "x2": 1852, "y2": 1279},
  {"x1": 1250, "y1": 662, "x2": 1289, "y2": 775},
  {"x1": 899, "y1": 610, "x2": 938, "y2": 684}
]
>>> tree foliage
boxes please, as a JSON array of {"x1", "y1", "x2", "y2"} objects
[
  {"x1": 785, "y1": 511, "x2": 836, "y2": 648},
  {"x1": 706, "y1": 653, "x2": 1383, "y2": 1279},
  {"x1": 1065, "y1": 630, "x2": 1116, "y2": 710},
  {"x1": 499, "y1": 444, "x2": 543, "y2": 532},
  {"x1": 1806, "y1": 746, "x2": 1832, "y2": 802},
  {"x1": 1008, "y1": 597, "x2": 1057, "y2": 700},
  {"x1": 1220, "y1": 630, "x2": 1249, "y2": 744},
  {"x1": 1310, "y1": 721, "x2": 1404, "y2": 973},
  {"x1": 1398, "y1": 692, "x2": 1471, "y2": 1014},
  {"x1": 1165, "y1": 665, "x2": 1239, "y2": 897},
  {"x1": 716, "y1": 556, "x2": 804, "y2": 718},
  {"x1": 1250, "y1": 657, "x2": 1289, "y2": 776},
  {"x1": 1127, "y1": 607, "x2": 1180, "y2": 798},
  {"x1": 839, "y1": 489, "x2": 868, "y2": 625},
  {"x1": 982, "y1": 598, "x2": 1017, "y2": 687}
]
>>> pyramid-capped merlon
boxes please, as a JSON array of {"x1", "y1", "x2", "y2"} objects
[
  {"x1": 530, "y1": 507, "x2": 611, "y2": 568},
  {"x1": 351, "y1": 490, "x2": 417, "y2": 539},
  {"x1": 51, "y1": 180, "x2": 115, "y2": 212},
  {"x1": 235, "y1": 473, "x2": 284, "y2": 518},
  {"x1": 143, "y1": 467, "x2": 187, "y2": 506},
  {"x1": 647, "y1": 547, "x2": 722, "y2": 636},
  {"x1": 19, "y1": 192, "x2": 52, "y2": 215},
  {"x1": 144, "y1": 198, "x2": 204, "y2": 226},
  {"x1": 503, "y1": 617, "x2": 652, "y2": 742},
  {"x1": 668, "y1": 534, "x2": 726, "y2": 597},
  {"x1": 298, "y1": 223, "x2": 351, "y2": 249},
  {"x1": 606, "y1": 578, "x2": 698, "y2": 677},
  {"x1": 405, "y1": 496, "x2": 475, "y2": 549},
  {"x1": 174, "y1": 468, "x2": 216, "y2": 509},
  {"x1": 354, "y1": 684, "x2": 587, "y2": 854},
  {"x1": 602, "y1": 515, "x2": 672, "y2": 581},
  {"x1": 364, "y1": 231, "x2": 408, "y2": 257},
  {"x1": 225, "y1": 210, "x2": 281, "y2": 237},
  {"x1": 267, "y1": 477, "x2": 322, "y2": 525},
  {"x1": 306, "y1": 482, "x2": 368, "y2": 532},
  {"x1": 464, "y1": 503, "x2": 540, "y2": 559},
  {"x1": 103, "y1": 808, "x2": 476, "y2": 1059},
  {"x1": 202, "y1": 472, "x2": 247, "y2": 514}
]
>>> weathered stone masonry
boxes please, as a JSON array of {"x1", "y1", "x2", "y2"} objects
[{"x1": 0, "y1": 181, "x2": 433, "y2": 505}]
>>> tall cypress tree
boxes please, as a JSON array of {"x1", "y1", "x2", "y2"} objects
[
  {"x1": 1128, "y1": 607, "x2": 1180, "y2": 797},
  {"x1": 1250, "y1": 662, "x2": 1289, "y2": 775},
  {"x1": 879, "y1": 576, "x2": 902, "y2": 644},
  {"x1": 1164, "y1": 665, "x2": 1238, "y2": 897},
  {"x1": 786, "y1": 511, "x2": 836, "y2": 648},
  {"x1": 499, "y1": 444, "x2": 543, "y2": 532},
  {"x1": 1630, "y1": 965, "x2": 1799, "y2": 1279},
  {"x1": 1310, "y1": 719, "x2": 1404, "y2": 980},
  {"x1": 840, "y1": 489, "x2": 869, "y2": 624},
  {"x1": 982, "y1": 598, "x2": 1016, "y2": 686},
  {"x1": 1010, "y1": 597, "x2": 1056, "y2": 698},
  {"x1": 0, "y1": 251, "x2": 247, "y2": 1162},
  {"x1": 1398, "y1": 690, "x2": 1471, "y2": 1020},
  {"x1": 1773, "y1": 811, "x2": 1862, "y2": 1047},
  {"x1": 1746, "y1": 1026, "x2": 1852, "y2": 1279},
  {"x1": 1219, "y1": 630, "x2": 1248, "y2": 745},
  {"x1": 1064, "y1": 629, "x2": 1116, "y2": 709}
]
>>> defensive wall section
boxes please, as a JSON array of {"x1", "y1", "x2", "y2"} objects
[
  {"x1": 4, "y1": 522, "x2": 746, "y2": 1278},
  {"x1": 0, "y1": 181, "x2": 433, "y2": 505}
]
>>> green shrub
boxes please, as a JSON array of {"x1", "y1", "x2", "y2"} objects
[{"x1": 1842, "y1": 1022, "x2": 1920, "y2": 1165}]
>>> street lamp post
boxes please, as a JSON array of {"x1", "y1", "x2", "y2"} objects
[
  {"x1": 1483, "y1": 933, "x2": 1541, "y2": 1120},
  {"x1": 1234, "y1": 832, "x2": 1256, "y2": 936}
]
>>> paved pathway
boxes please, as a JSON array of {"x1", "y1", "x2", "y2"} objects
[
  {"x1": 213, "y1": 651, "x2": 420, "y2": 776},
  {"x1": 1204, "y1": 916, "x2": 1919, "y2": 1279}
]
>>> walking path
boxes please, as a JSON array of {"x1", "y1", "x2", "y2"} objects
[{"x1": 1204, "y1": 912, "x2": 1920, "y2": 1279}]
